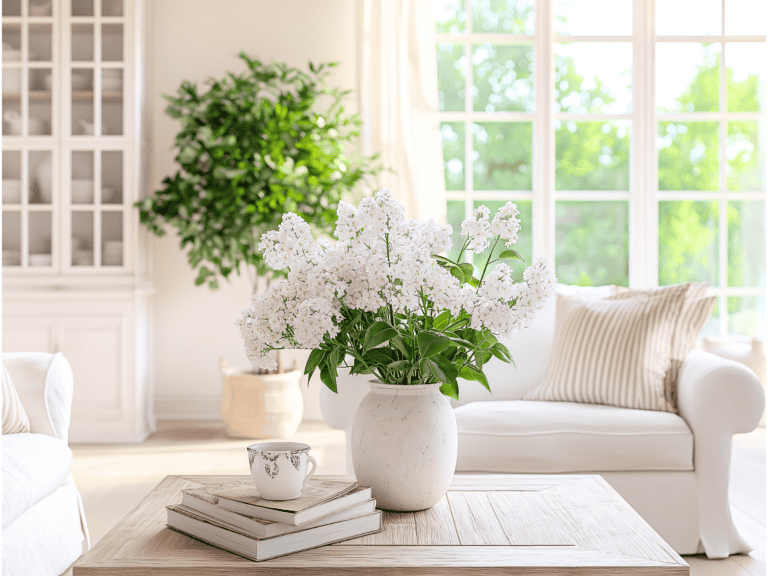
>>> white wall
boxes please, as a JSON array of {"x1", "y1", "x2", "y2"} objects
[{"x1": 148, "y1": 0, "x2": 359, "y2": 421}]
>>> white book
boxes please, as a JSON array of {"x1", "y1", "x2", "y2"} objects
[
  {"x1": 212, "y1": 481, "x2": 372, "y2": 526},
  {"x1": 166, "y1": 506, "x2": 382, "y2": 562},
  {"x1": 179, "y1": 487, "x2": 377, "y2": 539}
]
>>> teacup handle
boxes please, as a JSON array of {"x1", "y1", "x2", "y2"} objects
[{"x1": 301, "y1": 455, "x2": 318, "y2": 492}]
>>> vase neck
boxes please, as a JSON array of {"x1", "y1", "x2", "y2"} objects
[{"x1": 367, "y1": 382, "x2": 441, "y2": 395}]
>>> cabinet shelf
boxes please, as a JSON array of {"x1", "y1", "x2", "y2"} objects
[{"x1": 3, "y1": 91, "x2": 123, "y2": 101}]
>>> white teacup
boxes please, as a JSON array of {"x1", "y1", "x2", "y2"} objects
[{"x1": 247, "y1": 442, "x2": 317, "y2": 501}]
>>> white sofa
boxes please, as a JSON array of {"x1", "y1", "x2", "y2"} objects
[
  {"x1": 320, "y1": 284, "x2": 765, "y2": 559},
  {"x1": 2, "y1": 353, "x2": 90, "y2": 576}
]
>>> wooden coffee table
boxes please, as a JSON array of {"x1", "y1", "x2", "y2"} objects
[{"x1": 74, "y1": 474, "x2": 688, "y2": 575}]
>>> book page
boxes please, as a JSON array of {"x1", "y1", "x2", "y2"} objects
[{"x1": 209, "y1": 479, "x2": 357, "y2": 513}]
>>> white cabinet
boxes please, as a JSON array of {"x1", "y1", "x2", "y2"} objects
[{"x1": 2, "y1": 0, "x2": 153, "y2": 443}]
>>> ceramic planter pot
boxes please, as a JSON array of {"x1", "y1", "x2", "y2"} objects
[{"x1": 351, "y1": 382, "x2": 458, "y2": 511}]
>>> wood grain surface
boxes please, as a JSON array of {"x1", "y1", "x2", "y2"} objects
[{"x1": 73, "y1": 474, "x2": 689, "y2": 575}]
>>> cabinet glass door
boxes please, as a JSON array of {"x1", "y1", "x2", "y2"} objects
[
  {"x1": 2, "y1": 148, "x2": 55, "y2": 268},
  {"x1": 67, "y1": 148, "x2": 125, "y2": 268},
  {"x1": 3, "y1": 5, "x2": 55, "y2": 138}
]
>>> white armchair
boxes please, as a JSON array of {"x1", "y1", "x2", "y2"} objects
[{"x1": 2, "y1": 353, "x2": 90, "y2": 576}]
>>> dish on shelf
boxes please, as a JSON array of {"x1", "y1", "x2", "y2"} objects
[
  {"x1": 2, "y1": 250, "x2": 21, "y2": 266},
  {"x1": 101, "y1": 187, "x2": 115, "y2": 202},
  {"x1": 71, "y1": 180, "x2": 93, "y2": 203},
  {"x1": 3, "y1": 43, "x2": 21, "y2": 62},
  {"x1": 79, "y1": 119, "x2": 108, "y2": 135},
  {"x1": 71, "y1": 73, "x2": 90, "y2": 90},
  {"x1": 29, "y1": 0, "x2": 52, "y2": 16},
  {"x1": 28, "y1": 254, "x2": 52, "y2": 267},
  {"x1": 104, "y1": 240, "x2": 123, "y2": 254},
  {"x1": 101, "y1": 76, "x2": 123, "y2": 91},
  {"x1": 72, "y1": 249, "x2": 93, "y2": 266},
  {"x1": 1, "y1": 111, "x2": 42, "y2": 135},
  {"x1": 3, "y1": 180, "x2": 22, "y2": 204}
]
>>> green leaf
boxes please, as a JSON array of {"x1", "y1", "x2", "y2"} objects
[
  {"x1": 366, "y1": 348, "x2": 396, "y2": 365},
  {"x1": 388, "y1": 360, "x2": 411, "y2": 372},
  {"x1": 439, "y1": 381, "x2": 459, "y2": 400},
  {"x1": 364, "y1": 321, "x2": 398, "y2": 353},
  {"x1": 391, "y1": 335, "x2": 411, "y2": 359},
  {"x1": 319, "y1": 364, "x2": 337, "y2": 393},
  {"x1": 489, "y1": 342, "x2": 513, "y2": 363},
  {"x1": 498, "y1": 249, "x2": 524, "y2": 262},
  {"x1": 458, "y1": 262, "x2": 475, "y2": 280},
  {"x1": 460, "y1": 365, "x2": 491, "y2": 392},
  {"x1": 432, "y1": 310, "x2": 453, "y2": 331},
  {"x1": 432, "y1": 354, "x2": 459, "y2": 383},
  {"x1": 450, "y1": 266, "x2": 466, "y2": 283},
  {"x1": 417, "y1": 331, "x2": 451, "y2": 359},
  {"x1": 304, "y1": 348, "x2": 325, "y2": 383}
]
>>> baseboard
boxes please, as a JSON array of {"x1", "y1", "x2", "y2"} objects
[{"x1": 154, "y1": 393, "x2": 222, "y2": 421}]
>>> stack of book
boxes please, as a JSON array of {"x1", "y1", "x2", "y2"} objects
[{"x1": 166, "y1": 478, "x2": 381, "y2": 561}]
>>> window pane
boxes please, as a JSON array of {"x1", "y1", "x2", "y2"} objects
[
  {"x1": 658, "y1": 122, "x2": 720, "y2": 191},
  {"x1": 725, "y1": 0, "x2": 768, "y2": 35},
  {"x1": 656, "y1": 0, "x2": 721, "y2": 35},
  {"x1": 447, "y1": 200, "x2": 466, "y2": 262},
  {"x1": 556, "y1": 201, "x2": 629, "y2": 287},
  {"x1": 656, "y1": 43, "x2": 720, "y2": 113},
  {"x1": 472, "y1": 0, "x2": 534, "y2": 34},
  {"x1": 473, "y1": 122, "x2": 532, "y2": 190},
  {"x1": 474, "y1": 200, "x2": 533, "y2": 278},
  {"x1": 555, "y1": 121, "x2": 630, "y2": 191},
  {"x1": 701, "y1": 297, "x2": 720, "y2": 338},
  {"x1": 472, "y1": 43, "x2": 534, "y2": 113},
  {"x1": 555, "y1": 43, "x2": 632, "y2": 114},
  {"x1": 2, "y1": 211, "x2": 21, "y2": 266},
  {"x1": 728, "y1": 296, "x2": 766, "y2": 338},
  {"x1": 437, "y1": 43, "x2": 466, "y2": 112},
  {"x1": 435, "y1": 0, "x2": 466, "y2": 34},
  {"x1": 555, "y1": 0, "x2": 632, "y2": 35},
  {"x1": 727, "y1": 121, "x2": 765, "y2": 191},
  {"x1": 441, "y1": 122, "x2": 465, "y2": 191},
  {"x1": 726, "y1": 43, "x2": 765, "y2": 113},
  {"x1": 658, "y1": 200, "x2": 719, "y2": 286},
  {"x1": 728, "y1": 201, "x2": 766, "y2": 288}
]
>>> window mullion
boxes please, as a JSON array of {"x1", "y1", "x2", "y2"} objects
[
  {"x1": 646, "y1": 0, "x2": 659, "y2": 288},
  {"x1": 534, "y1": 0, "x2": 553, "y2": 263}
]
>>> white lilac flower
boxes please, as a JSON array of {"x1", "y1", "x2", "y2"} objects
[
  {"x1": 237, "y1": 189, "x2": 556, "y2": 366},
  {"x1": 460, "y1": 205, "x2": 491, "y2": 253},
  {"x1": 490, "y1": 202, "x2": 521, "y2": 247}
]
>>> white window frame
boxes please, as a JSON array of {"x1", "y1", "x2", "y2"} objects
[{"x1": 436, "y1": 0, "x2": 767, "y2": 339}]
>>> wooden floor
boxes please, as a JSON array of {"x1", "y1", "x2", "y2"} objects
[{"x1": 65, "y1": 421, "x2": 765, "y2": 576}]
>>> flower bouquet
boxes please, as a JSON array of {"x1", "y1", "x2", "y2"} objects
[{"x1": 238, "y1": 189, "x2": 556, "y2": 400}]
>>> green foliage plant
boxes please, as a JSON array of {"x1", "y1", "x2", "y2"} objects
[{"x1": 137, "y1": 53, "x2": 379, "y2": 292}]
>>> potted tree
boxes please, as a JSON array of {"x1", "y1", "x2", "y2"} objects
[{"x1": 137, "y1": 53, "x2": 378, "y2": 438}]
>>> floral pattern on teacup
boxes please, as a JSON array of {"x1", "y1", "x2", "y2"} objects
[{"x1": 262, "y1": 452, "x2": 280, "y2": 478}]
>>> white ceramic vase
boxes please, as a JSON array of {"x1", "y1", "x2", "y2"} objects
[{"x1": 351, "y1": 382, "x2": 458, "y2": 512}]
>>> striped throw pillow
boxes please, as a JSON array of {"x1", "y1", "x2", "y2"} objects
[
  {"x1": 610, "y1": 283, "x2": 715, "y2": 411},
  {"x1": 2, "y1": 364, "x2": 31, "y2": 434},
  {"x1": 522, "y1": 283, "x2": 691, "y2": 413}
]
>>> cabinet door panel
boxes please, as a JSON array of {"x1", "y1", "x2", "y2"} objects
[
  {"x1": 2, "y1": 317, "x2": 55, "y2": 353},
  {"x1": 58, "y1": 316, "x2": 125, "y2": 417}
]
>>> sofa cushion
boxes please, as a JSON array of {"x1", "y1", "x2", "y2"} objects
[
  {"x1": 2, "y1": 365, "x2": 30, "y2": 434},
  {"x1": 2, "y1": 433, "x2": 73, "y2": 529},
  {"x1": 453, "y1": 284, "x2": 614, "y2": 407},
  {"x1": 523, "y1": 284, "x2": 690, "y2": 413},
  {"x1": 455, "y1": 400, "x2": 693, "y2": 473}
]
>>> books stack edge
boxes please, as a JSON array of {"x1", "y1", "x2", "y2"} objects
[{"x1": 166, "y1": 480, "x2": 382, "y2": 562}]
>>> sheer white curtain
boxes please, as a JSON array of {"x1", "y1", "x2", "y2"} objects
[{"x1": 359, "y1": 0, "x2": 446, "y2": 223}]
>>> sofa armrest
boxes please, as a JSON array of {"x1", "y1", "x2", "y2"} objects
[
  {"x1": 676, "y1": 349, "x2": 764, "y2": 558},
  {"x1": 2, "y1": 352, "x2": 74, "y2": 444}
]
